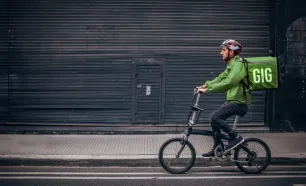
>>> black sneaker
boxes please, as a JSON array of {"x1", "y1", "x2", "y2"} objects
[
  {"x1": 201, "y1": 149, "x2": 215, "y2": 158},
  {"x1": 224, "y1": 135, "x2": 244, "y2": 152}
]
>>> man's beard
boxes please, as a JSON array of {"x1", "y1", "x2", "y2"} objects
[{"x1": 222, "y1": 55, "x2": 229, "y2": 62}]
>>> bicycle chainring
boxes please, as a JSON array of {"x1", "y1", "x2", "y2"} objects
[{"x1": 214, "y1": 145, "x2": 231, "y2": 161}]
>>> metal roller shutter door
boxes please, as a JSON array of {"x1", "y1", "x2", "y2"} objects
[{"x1": 7, "y1": 0, "x2": 269, "y2": 125}]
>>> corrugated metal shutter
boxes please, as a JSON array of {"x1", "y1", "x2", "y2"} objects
[
  {"x1": 0, "y1": 0, "x2": 8, "y2": 123},
  {"x1": 7, "y1": 0, "x2": 269, "y2": 125}
]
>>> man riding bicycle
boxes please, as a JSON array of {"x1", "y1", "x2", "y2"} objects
[{"x1": 197, "y1": 39, "x2": 252, "y2": 157}]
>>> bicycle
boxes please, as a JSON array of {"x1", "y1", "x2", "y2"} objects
[{"x1": 158, "y1": 87, "x2": 271, "y2": 174}]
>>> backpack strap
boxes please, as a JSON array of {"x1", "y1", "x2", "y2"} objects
[{"x1": 239, "y1": 57, "x2": 250, "y2": 102}]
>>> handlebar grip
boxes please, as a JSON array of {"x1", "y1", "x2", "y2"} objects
[
  {"x1": 194, "y1": 86, "x2": 205, "y2": 94},
  {"x1": 193, "y1": 87, "x2": 200, "y2": 94}
]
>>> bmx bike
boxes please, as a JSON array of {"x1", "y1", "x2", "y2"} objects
[{"x1": 158, "y1": 88, "x2": 271, "y2": 174}]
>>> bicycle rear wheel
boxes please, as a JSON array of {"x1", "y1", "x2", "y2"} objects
[
  {"x1": 159, "y1": 137, "x2": 196, "y2": 174},
  {"x1": 234, "y1": 138, "x2": 271, "y2": 174}
]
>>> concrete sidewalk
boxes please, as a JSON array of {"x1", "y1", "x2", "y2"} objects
[{"x1": 0, "y1": 132, "x2": 305, "y2": 167}]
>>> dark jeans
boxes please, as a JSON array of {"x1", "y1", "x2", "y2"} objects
[{"x1": 210, "y1": 101, "x2": 249, "y2": 147}]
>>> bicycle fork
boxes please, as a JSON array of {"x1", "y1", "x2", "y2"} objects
[
  {"x1": 176, "y1": 128, "x2": 192, "y2": 158},
  {"x1": 176, "y1": 138, "x2": 188, "y2": 158}
]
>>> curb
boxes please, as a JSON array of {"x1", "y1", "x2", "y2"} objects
[
  {"x1": 0, "y1": 129, "x2": 271, "y2": 135},
  {"x1": 1, "y1": 157, "x2": 305, "y2": 167},
  {"x1": 0, "y1": 124, "x2": 271, "y2": 135}
]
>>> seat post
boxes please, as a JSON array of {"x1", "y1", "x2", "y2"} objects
[{"x1": 232, "y1": 116, "x2": 240, "y2": 130}]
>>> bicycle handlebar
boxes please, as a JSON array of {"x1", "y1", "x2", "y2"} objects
[
  {"x1": 192, "y1": 86, "x2": 206, "y2": 107},
  {"x1": 193, "y1": 86, "x2": 207, "y2": 95}
]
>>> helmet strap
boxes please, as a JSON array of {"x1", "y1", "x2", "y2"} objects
[{"x1": 226, "y1": 49, "x2": 234, "y2": 62}]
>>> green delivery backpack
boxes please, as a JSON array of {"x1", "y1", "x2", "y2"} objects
[{"x1": 239, "y1": 56, "x2": 279, "y2": 91}]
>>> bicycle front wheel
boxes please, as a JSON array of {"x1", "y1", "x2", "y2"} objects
[
  {"x1": 158, "y1": 137, "x2": 196, "y2": 174},
  {"x1": 234, "y1": 138, "x2": 271, "y2": 174}
]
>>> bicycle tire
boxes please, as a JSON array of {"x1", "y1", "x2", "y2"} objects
[
  {"x1": 234, "y1": 138, "x2": 271, "y2": 174},
  {"x1": 159, "y1": 137, "x2": 196, "y2": 174}
]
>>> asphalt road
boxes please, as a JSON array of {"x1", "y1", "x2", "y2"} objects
[{"x1": 0, "y1": 165, "x2": 306, "y2": 186}]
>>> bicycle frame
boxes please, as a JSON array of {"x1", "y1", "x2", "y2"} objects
[
  {"x1": 184, "y1": 91, "x2": 234, "y2": 138},
  {"x1": 159, "y1": 90, "x2": 271, "y2": 174},
  {"x1": 181, "y1": 91, "x2": 254, "y2": 157}
]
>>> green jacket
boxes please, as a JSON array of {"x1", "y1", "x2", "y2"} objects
[{"x1": 204, "y1": 55, "x2": 252, "y2": 104}]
